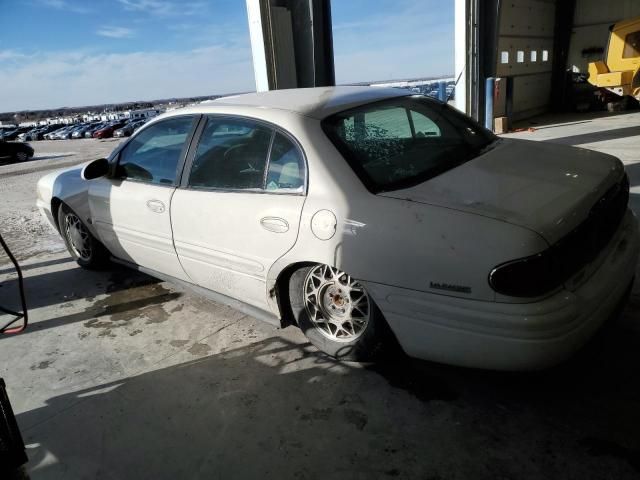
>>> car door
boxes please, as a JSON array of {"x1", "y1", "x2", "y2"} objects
[
  {"x1": 171, "y1": 115, "x2": 307, "y2": 310},
  {"x1": 88, "y1": 115, "x2": 198, "y2": 281}
]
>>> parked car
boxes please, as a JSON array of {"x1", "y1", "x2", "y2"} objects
[
  {"x1": 93, "y1": 121, "x2": 126, "y2": 139},
  {"x1": 36, "y1": 87, "x2": 640, "y2": 371},
  {"x1": 43, "y1": 126, "x2": 67, "y2": 140},
  {"x1": 1, "y1": 127, "x2": 31, "y2": 141},
  {"x1": 58, "y1": 125, "x2": 85, "y2": 140},
  {"x1": 132, "y1": 120, "x2": 147, "y2": 133},
  {"x1": 72, "y1": 123, "x2": 99, "y2": 139},
  {"x1": 114, "y1": 120, "x2": 145, "y2": 138},
  {"x1": 54, "y1": 126, "x2": 79, "y2": 140},
  {"x1": 0, "y1": 139, "x2": 34, "y2": 163},
  {"x1": 18, "y1": 128, "x2": 35, "y2": 142},
  {"x1": 84, "y1": 123, "x2": 108, "y2": 138},
  {"x1": 26, "y1": 124, "x2": 62, "y2": 141}
]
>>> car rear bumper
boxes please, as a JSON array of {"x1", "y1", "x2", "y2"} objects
[{"x1": 364, "y1": 210, "x2": 639, "y2": 371}]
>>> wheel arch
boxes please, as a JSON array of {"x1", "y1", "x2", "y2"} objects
[
  {"x1": 272, "y1": 261, "x2": 317, "y2": 328},
  {"x1": 51, "y1": 197, "x2": 63, "y2": 231}
]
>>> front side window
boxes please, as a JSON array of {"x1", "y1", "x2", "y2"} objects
[
  {"x1": 188, "y1": 116, "x2": 305, "y2": 193},
  {"x1": 117, "y1": 116, "x2": 194, "y2": 185},
  {"x1": 322, "y1": 96, "x2": 496, "y2": 193},
  {"x1": 623, "y1": 30, "x2": 640, "y2": 58},
  {"x1": 189, "y1": 117, "x2": 272, "y2": 190}
]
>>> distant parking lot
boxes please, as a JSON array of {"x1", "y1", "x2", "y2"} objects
[{"x1": 0, "y1": 139, "x2": 122, "y2": 259}]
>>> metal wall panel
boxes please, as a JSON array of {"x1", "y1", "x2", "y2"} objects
[
  {"x1": 512, "y1": 73, "x2": 552, "y2": 119},
  {"x1": 574, "y1": 0, "x2": 640, "y2": 27},
  {"x1": 496, "y1": 0, "x2": 556, "y2": 117},
  {"x1": 496, "y1": 36, "x2": 554, "y2": 76},
  {"x1": 499, "y1": 0, "x2": 555, "y2": 37},
  {"x1": 568, "y1": 0, "x2": 640, "y2": 73}
]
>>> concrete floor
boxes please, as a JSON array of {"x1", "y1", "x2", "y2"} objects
[{"x1": 0, "y1": 113, "x2": 639, "y2": 479}]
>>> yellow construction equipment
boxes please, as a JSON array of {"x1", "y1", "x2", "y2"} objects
[{"x1": 588, "y1": 16, "x2": 640, "y2": 100}]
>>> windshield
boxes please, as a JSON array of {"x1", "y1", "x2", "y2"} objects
[{"x1": 322, "y1": 95, "x2": 496, "y2": 193}]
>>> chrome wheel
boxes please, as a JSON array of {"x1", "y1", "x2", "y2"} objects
[
  {"x1": 304, "y1": 265, "x2": 370, "y2": 342},
  {"x1": 64, "y1": 213, "x2": 92, "y2": 261}
]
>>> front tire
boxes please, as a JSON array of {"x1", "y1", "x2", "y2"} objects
[
  {"x1": 289, "y1": 264, "x2": 390, "y2": 361},
  {"x1": 57, "y1": 204, "x2": 109, "y2": 269},
  {"x1": 14, "y1": 151, "x2": 28, "y2": 162}
]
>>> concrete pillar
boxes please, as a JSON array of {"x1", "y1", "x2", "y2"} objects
[
  {"x1": 246, "y1": 0, "x2": 335, "y2": 91},
  {"x1": 455, "y1": 0, "x2": 501, "y2": 121},
  {"x1": 454, "y1": 0, "x2": 468, "y2": 113}
]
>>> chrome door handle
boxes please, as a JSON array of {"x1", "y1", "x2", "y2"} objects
[
  {"x1": 146, "y1": 199, "x2": 166, "y2": 213},
  {"x1": 260, "y1": 217, "x2": 289, "y2": 233}
]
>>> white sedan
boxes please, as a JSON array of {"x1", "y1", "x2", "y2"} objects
[{"x1": 36, "y1": 87, "x2": 639, "y2": 370}]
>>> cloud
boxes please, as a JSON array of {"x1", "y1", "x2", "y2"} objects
[
  {"x1": 96, "y1": 26, "x2": 135, "y2": 39},
  {"x1": 117, "y1": 0, "x2": 206, "y2": 16},
  {"x1": 38, "y1": 0, "x2": 91, "y2": 14},
  {"x1": 0, "y1": 50, "x2": 27, "y2": 62},
  {"x1": 0, "y1": 44, "x2": 255, "y2": 111}
]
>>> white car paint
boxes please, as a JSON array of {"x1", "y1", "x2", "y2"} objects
[
  {"x1": 171, "y1": 189, "x2": 306, "y2": 309},
  {"x1": 36, "y1": 86, "x2": 640, "y2": 370}
]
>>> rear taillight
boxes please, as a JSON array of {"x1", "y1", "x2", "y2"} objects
[
  {"x1": 490, "y1": 174, "x2": 629, "y2": 298},
  {"x1": 489, "y1": 251, "x2": 560, "y2": 297}
]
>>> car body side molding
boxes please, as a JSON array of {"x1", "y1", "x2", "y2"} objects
[{"x1": 111, "y1": 257, "x2": 282, "y2": 328}]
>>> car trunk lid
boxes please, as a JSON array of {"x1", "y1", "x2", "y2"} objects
[{"x1": 379, "y1": 138, "x2": 625, "y2": 245}]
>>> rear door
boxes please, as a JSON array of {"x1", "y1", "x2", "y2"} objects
[
  {"x1": 88, "y1": 115, "x2": 198, "y2": 280},
  {"x1": 171, "y1": 115, "x2": 307, "y2": 310}
]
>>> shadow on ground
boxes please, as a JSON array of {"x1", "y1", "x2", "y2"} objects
[
  {"x1": 548, "y1": 125, "x2": 640, "y2": 146},
  {"x1": 512, "y1": 109, "x2": 640, "y2": 130},
  {"x1": 0, "y1": 263, "x2": 172, "y2": 338},
  {"x1": 18, "y1": 295, "x2": 640, "y2": 479},
  {"x1": 0, "y1": 154, "x2": 73, "y2": 168}
]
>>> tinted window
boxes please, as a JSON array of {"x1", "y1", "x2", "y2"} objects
[
  {"x1": 265, "y1": 133, "x2": 305, "y2": 193},
  {"x1": 117, "y1": 116, "x2": 194, "y2": 185},
  {"x1": 322, "y1": 96, "x2": 495, "y2": 193},
  {"x1": 189, "y1": 117, "x2": 272, "y2": 190},
  {"x1": 361, "y1": 107, "x2": 412, "y2": 139}
]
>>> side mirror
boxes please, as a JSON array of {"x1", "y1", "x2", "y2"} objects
[{"x1": 82, "y1": 158, "x2": 110, "y2": 180}]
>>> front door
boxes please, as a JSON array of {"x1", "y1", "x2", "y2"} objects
[
  {"x1": 171, "y1": 116, "x2": 307, "y2": 310},
  {"x1": 89, "y1": 115, "x2": 197, "y2": 280}
]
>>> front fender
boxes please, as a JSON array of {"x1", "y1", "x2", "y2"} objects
[{"x1": 38, "y1": 165, "x2": 95, "y2": 237}]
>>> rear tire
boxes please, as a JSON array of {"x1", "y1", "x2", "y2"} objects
[
  {"x1": 57, "y1": 204, "x2": 110, "y2": 269},
  {"x1": 289, "y1": 264, "x2": 391, "y2": 361}
]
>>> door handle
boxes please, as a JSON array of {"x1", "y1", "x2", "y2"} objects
[
  {"x1": 260, "y1": 217, "x2": 289, "y2": 233},
  {"x1": 146, "y1": 199, "x2": 166, "y2": 213}
]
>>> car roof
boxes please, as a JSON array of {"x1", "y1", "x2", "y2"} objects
[{"x1": 195, "y1": 86, "x2": 412, "y2": 119}]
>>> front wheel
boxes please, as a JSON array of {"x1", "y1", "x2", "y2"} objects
[
  {"x1": 289, "y1": 264, "x2": 391, "y2": 361},
  {"x1": 57, "y1": 204, "x2": 110, "y2": 269},
  {"x1": 14, "y1": 151, "x2": 28, "y2": 162}
]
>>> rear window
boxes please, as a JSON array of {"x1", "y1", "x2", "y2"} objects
[{"x1": 322, "y1": 96, "x2": 496, "y2": 193}]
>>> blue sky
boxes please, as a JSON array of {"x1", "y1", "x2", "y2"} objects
[{"x1": 0, "y1": 0, "x2": 453, "y2": 111}]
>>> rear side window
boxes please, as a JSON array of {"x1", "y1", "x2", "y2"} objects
[
  {"x1": 117, "y1": 116, "x2": 194, "y2": 185},
  {"x1": 189, "y1": 118, "x2": 272, "y2": 190},
  {"x1": 188, "y1": 117, "x2": 305, "y2": 193},
  {"x1": 265, "y1": 132, "x2": 305, "y2": 193}
]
